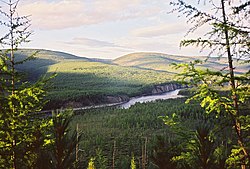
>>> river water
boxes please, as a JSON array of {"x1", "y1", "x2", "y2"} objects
[
  {"x1": 120, "y1": 89, "x2": 184, "y2": 109},
  {"x1": 37, "y1": 89, "x2": 184, "y2": 116}
]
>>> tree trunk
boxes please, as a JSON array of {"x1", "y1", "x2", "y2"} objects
[
  {"x1": 9, "y1": 1, "x2": 17, "y2": 168},
  {"x1": 9, "y1": 0, "x2": 15, "y2": 95},
  {"x1": 221, "y1": 0, "x2": 250, "y2": 168},
  {"x1": 112, "y1": 140, "x2": 116, "y2": 169}
]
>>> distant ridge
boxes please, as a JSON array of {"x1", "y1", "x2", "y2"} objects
[
  {"x1": 112, "y1": 52, "x2": 247, "y2": 73},
  {"x1": 14, "y1": 49, "x2": 91, "y2": 81},
  {"x1": 9, "y1": 49, "x2": 249, "y2": 109},
  {"x1": 14, "y1": 49, "x2": 248, "y2": 76},
  {"x1": 15, "y1": 49, "x2": 90, "y2": 61},
  {"x1": 113, "y1": 52, "x2": 193, "y2": 66}
]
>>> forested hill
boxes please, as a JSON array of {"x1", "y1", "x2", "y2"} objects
[
  {"x1": 15, "y1": 49, "x2": 89, "y2": 81},
  {"x1": 16, "y1": 49, "x2": 247, "y2": 77},
  {"x1": 14, "y1": 49, "x2": 248, "y2": 109},
  {"x1": 113, "y1": 52, "x2": 248, "y2": 73},
  {"x1": 15, "y1": 49, "x2": 90, "y2": 62},
  {"x1": 14, "y1": 49, "x2": 175, "y2": 109}
]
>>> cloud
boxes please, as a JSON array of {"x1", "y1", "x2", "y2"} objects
[
  {"x1": 131, "y1": 23, "x2": 188, "y2": 37},
  {"x1": 65, "y1": 37, "x2": 121, "y2": 48},
  {"x1": 60, "y1": 37, "x2": 134, "y2": 59},
  {"x1": 18, "y1": 0, "x2": 160, "y2": 30}
]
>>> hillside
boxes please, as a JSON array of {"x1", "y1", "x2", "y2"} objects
[
  {"x1": 113, "y1": 52, "x2": 247, "y2": 73},
  {"x1": 14, "y1": 49, "x2": 175, "y2": 109},
  {"x1": 15, "y1": 49, "x2": 89, "y2": 60},
  {"x1": 14, "y1": 49, "x2": 248, "y2": 109},
  {"x1": 15, "y1": 49, "x2": 90, "y2": 81},
  {"x1": 44, "y1": 60, "x2": 174, "y2": 109}
]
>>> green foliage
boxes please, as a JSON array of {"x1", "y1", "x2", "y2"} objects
[
  {"x1": 70, "y1": 94, "x2": 240, "y2": 168},
  {"x1": 162, "y1": 104, "x2": 234, "y2": 169},
  {"x1": 49, "y1": 110, "x2": 80, "y2": 169},
  {"x1": 0, "y1": 1, "x2": 54, "y2": 168},
  {"x1": 130, "y1": 154, "x2": 136, "y2": 169},
  {"x1": 87, "y1": 158, "x2": 96, "y2": 169},
  {"x1": 173, "y1": 124, "x2": 215, "y2": 169},
  {"x1": 16, "y1": 49, "x2": 249, "y2": 109},
  {"x1": 31, "y1": 118, "x2": 54, "y2": 169},
  {"x1": 71, "y1": 98, "x2": 210, "y2": 168},
  {"x1": 45, "y1": 60, "x2": 171, "y2": 98},
  {"x1": 173, "y1": 61, "x2": 228, "y2": 114},
  {"x1": 226, "y1": 148, "x2": 245, "y2": 169},
  {"x1": 170, "y1": 60, "x2": 250, "y2": 168},
  {"x1": 151, "y1": 136, "x2": 178, "y2": 169},
  {"x1": 170, "y1": 0, "x2": 250, "y2": 58},
  {"x1": 0, "y1": 77, "x2": 48, "y2": 166},
  {"x1": 169, "y1": 1, "x2": 250, "y2": 167}
]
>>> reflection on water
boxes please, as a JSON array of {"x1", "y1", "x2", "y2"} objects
[{"x1": 120, "y1": 89, "x2": 184, "y2": 109}]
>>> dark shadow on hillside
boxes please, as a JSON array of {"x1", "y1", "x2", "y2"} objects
[
  {"x1": 130, "y1": 65, "x2": 176, "y2": 74},
  {"x1": 43, "y1": 71, "x2": 166, "y2": 110},
  {"x1": 16, "y1": 57, "x2": 58, "y2": 82}
]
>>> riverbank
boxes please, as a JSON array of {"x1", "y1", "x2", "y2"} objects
[
  {"x1": 120, "y1": 89, "x2": 184, "y2": 109},
  {"x1": 44, "y1": 83, "x2": 186, "y2": 110},
  {"x1": 36, "y1": 88, "x2": 184, "y2": 116}
]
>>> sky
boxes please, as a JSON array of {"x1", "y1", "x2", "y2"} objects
[{"x1": 1, "y1": 0, "x2": 208, "y2": 59}]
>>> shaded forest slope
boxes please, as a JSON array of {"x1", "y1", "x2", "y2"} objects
[{"x1": 16, "y1": 49, "x2": 248, "y2": 109}]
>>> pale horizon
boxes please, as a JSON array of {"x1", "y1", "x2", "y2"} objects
[{"x1": 1, "y1": 0, "x2": 210, "y2": 59}]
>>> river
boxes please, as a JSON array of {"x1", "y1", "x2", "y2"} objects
[
  {"x1": 37, "y1": 89, "x2": 184, "y2": 116},
  {"x1": 120, "y1": 89, "x2": 184, "y2": 109}
]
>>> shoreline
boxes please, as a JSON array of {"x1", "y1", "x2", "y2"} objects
[{"x1": 34, "y1": 88, "x2": 184, "y2": 116}]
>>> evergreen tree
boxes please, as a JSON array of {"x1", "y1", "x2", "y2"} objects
[
  {"x1": 49, "y1": 110, "x2": 81, "y2": 169},
  {"x1": 169, "y1": 0, "x2": 250, "y2": 168},
  {"x1": 130, "y1": 154, "x2": 136, "y2": 169},
  {"x1": 0, "y1": 0, "x2": 49, "y2": 168}
]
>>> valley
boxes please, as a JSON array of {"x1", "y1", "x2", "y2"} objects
[
  {"x1": 3, "y1": 48, "x2": 250, "y2": 168},
  {"x1": 1, "y1": 1, "x2": 249, "y2": 168},
  {"x1": 16, "y1": 49, "x2": 247, "y2": 110}
]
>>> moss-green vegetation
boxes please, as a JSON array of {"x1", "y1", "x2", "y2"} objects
[
  {"x1": 16, "y1": 50, "x2": 176, "y2": 106},
  {"x1": 113, "y1": 52, "x2": 248, "y2": 74},
  {"x1": 16, "y1": 49, "x2": 249, "y2": 108},
  {"x1": 46, "y1": 61, "x2": 173, "y2": 100},
  {"x1": 71, "y1": 98, "x2": 207, "y2": 168},
  {"x1": 71, "y1": 95, "x2": 249, "y2": 168},
  {"x1": 15, "y1": 49, "x2": 89, "y2": 81}
]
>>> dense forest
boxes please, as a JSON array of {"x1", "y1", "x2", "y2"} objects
[
  {"x1": 71, "y1": 98, "x2": 226, "y2": 168},
  {"x1": 0, "y1": 0, "x2": 249, "y2": 169}
]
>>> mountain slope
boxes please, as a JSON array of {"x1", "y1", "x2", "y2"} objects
[
  {"x1": 13, "y1": 49, "x2": 175, "y2": 109},
  {"x1": 45, "y1": 60, "x2": 173, "y2": 101},
  {"x1": 15, "y1": 49, "x2": 90, "y2": 81},
  {"x1": 13, "y1": 49, "x2": 249, "y2": 109},
  {"x1": 16, "y1": 49, "x2": 89, "y2": 61},
  {"x1": 113, "y1": 53, "x2": 178, "y2": 74},
  {"x1": 113, "y1": 52, "x2": 247, "y2": 73},
  {"x1": 114, "y1": 52, "x2": 191, "y2": 66}
]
